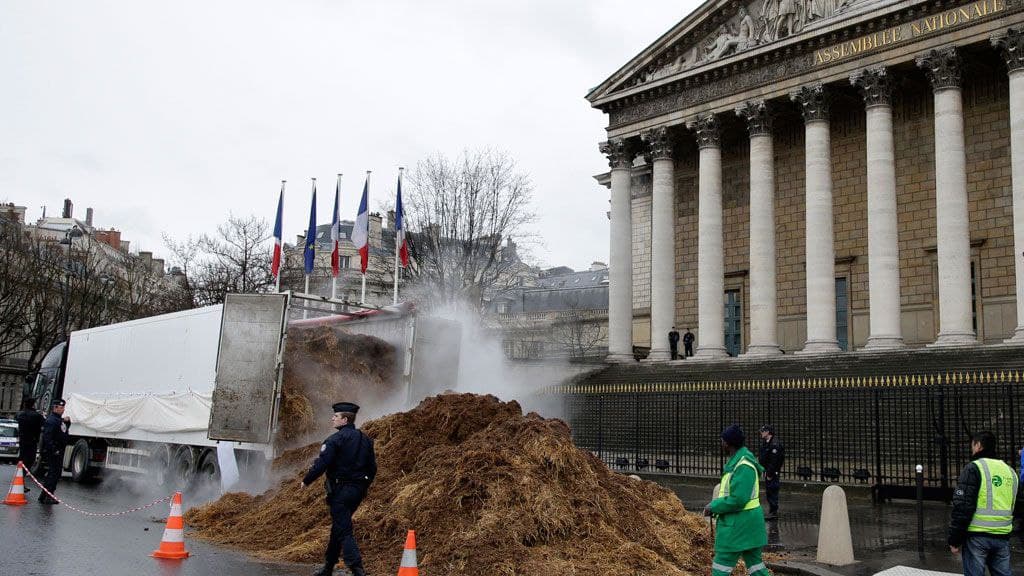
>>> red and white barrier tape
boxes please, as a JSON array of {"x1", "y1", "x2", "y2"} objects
[{"x1": 18, "y1": 463, "x2": 173, "y2": 517}]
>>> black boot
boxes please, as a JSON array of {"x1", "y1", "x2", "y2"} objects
[{"x1": 349, "y1": 563, "x2": 367, "y2": 576}]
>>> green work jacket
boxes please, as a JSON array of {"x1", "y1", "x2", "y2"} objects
[{"x1": 709, "y1": 447, "x2": 768, "y2": 553}]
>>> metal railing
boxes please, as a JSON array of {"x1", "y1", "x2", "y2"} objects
[{"x1": 559, "y1": 376, "x2": 1024, "y2": 501}]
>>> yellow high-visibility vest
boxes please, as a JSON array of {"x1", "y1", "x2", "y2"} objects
[
  {"x1": 719, "y1": 459, "x2": 761, "y2": 511},
  {"x1": 968, "y1": 458, "x2": 1019, "y2": 535}
]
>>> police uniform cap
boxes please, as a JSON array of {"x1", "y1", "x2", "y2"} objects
[
  {"x1": 52, "y1": 398, "x2": 66, "y2": 407},
  {"x1": 332, "y1": 402, "x2": 360, "y2": 414}
]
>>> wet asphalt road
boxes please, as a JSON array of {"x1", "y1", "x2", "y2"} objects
[{"x1": 0, "y1": 461, "x2": 311, "y2": 576}]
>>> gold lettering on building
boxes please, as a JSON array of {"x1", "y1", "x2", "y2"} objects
[{"x1": 813, "y1": 0, "x2": 1005, "y2": 65}]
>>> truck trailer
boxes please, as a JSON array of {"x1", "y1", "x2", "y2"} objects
[{"x1": 26, "y1": 292, "x2": 460, "y2": 490}]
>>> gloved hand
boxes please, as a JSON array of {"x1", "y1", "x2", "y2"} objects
[{"x1": 702, "y1": 504, "x2": 712, "y2": 517}]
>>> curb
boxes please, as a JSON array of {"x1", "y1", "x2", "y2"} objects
[{"x1": 769, "y1": 561, "x2": 853, "y2": 576}]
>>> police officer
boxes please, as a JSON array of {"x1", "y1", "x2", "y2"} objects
[
  {"x1": 757, "y1": 424, "x2": 784, "y2": 520},
  {"x1": 38, "y1": 398, "x2": 71, "y2": 504},
  {"x1": 15, "y1": 397, "x2": 45, "y2": 480},
  {"x1": 300, "y1": 402, "x2": 377, "y2": 576},
  {"x1": 948, "y1": 431, "x2": 1023, "y2": 576}
]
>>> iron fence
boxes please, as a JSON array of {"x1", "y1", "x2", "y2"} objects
[{"x1": 560, "y1": 379, "x2": 1024, "y2": 501}]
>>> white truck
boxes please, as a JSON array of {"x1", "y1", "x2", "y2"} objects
[{"x1": 26, "y1": 293, "x2": 460, "y2": 490}]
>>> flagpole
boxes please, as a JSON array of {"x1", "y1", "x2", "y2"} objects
[
  {"x1": 332, "y1": 173, "x2": 341, "y2": 302},
  {"x1": 361, "y1": 170, "x2": 370, "y2": 304},
  {"x1": 393, "y1": 167, "x2": 404, "y2": 305},
  {"x1": 303, "y1": 177, "x2": 316, "y2": 319},
  {"x1": 275, "y1": 180, "x2": 285, "y2": 294}
]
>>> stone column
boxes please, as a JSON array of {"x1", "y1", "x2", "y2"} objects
[
  {"x1": 601, "y1": 139, "x2": 636, "y2": 362},
  {"x1": 852, "y1": 67, "x2": 905, "y2": 350},
  {"x1": 993, "y1": 29, "x2": 1024, "y2": 342},
  {"x1": 791, "y1": 84, "x2": 841, "y2": 354},
  {"x1": 917, "y1": 47, "x2": 977, "y2": 346},
  {"x1": 642, "y1": 127, "x2": 677, "y2": 361},
  {"x1": 688, "y1": 114, "x2": 729, "y2": 358},
  {"x1": 736, "y1": 101, "x2": 781, "y2": 356}
]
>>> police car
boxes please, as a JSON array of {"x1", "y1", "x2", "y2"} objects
[{"x1": 0, "y1": 420, "x2": 19, "y2": 461}]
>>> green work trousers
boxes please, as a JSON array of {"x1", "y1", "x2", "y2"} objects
[{"x1": 711, "y1": 547, "x2": 771, "y2": 576}]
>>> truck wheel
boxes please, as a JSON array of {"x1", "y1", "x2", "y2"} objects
[
  {"x1": 170, "y1": 446, "x2": 196, "y2": 492},
  {"x1": 196, "y1": 449, "x2": 221, "y2": 491},
  {"x1": 149, "y1": 446, "x2": 172, "y2": 489},
  {"x1": 70, "y1": 440, "x2": 94, "y2": 483}
]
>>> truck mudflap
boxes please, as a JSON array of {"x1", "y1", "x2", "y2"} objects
[{"x1": 208, "y1": 293, "x2": 288, "y2": 443}]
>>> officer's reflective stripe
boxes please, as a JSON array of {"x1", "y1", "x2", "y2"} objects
[
  {"x1": 747, "y1": 562, "x2": 768, "y2": 574},
  {"x1": 970, "y1": 518, "x2": 1013, "y2": 528},
  {"x1": 712, "y1": 562, "x2": 734, "y2": 573},
  {"x1": 979, "y1": 459, "x2": 995, "y2": 511},
  {"x1": 400, "y1": 548, "x2": 417, "y2": 567}
]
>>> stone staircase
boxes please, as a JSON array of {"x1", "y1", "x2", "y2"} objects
[{"x1": 573, "y1": 344, "x2": 1024, "y2": 388}]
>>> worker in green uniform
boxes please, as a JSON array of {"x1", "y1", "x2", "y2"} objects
[{"x1": 703, "y1": 424, "x2": 771, "y2": 576}]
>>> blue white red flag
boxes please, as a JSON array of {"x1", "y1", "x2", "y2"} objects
[
  {"x1": 395, "y1": 172, "x2": 408, "y2": 268},
  {"x1": 271, "y1": 183, "x2": 284, "y2": 278},
  {"x1": 303, "y1": 180, "x2": 317, "y2": 275},
  {"x1": 352, "y1": 174, "x2": 370, "y2": 274},
  {"x1": 331, "y1": 175, "x2": 341, "y2": 277}
]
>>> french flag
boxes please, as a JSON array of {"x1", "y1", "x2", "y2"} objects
[
  {"x1": 331, "y1": 175, "x2": 341, "y2": 277},
  {"x1": 271, "y1": 183, "x2": 284, "y2": 278},
  {"x1": 395, "y1": 170, "x2": 408, "y2": 268},
  {"x1": 352, "y1": 173, "x2": 370, "y2": 274}
]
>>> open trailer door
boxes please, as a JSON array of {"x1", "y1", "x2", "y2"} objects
[{"x1": 208, "y1": 293, "x2": 288, "y2": 444}]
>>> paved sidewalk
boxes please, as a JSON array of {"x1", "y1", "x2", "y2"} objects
[{"x1": 650, "y1": 476, "x2": 1024, "y2": 575}]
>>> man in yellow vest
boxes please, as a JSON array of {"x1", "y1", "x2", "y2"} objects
[
  {"x1": 703, "y1": 424, "x2": 770, "y2": 576},
  {"x1": 947, "y1": 430, "x2": 1023, "y2": 576}
]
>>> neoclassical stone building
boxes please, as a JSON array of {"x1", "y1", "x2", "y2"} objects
[{"x1": 588, "y1": 0, "x2": 1024, "y2": 361}]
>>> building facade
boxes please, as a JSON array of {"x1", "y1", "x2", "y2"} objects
[{"x1": 588, "y1": 0, "x2": 1024, "y2": 361}]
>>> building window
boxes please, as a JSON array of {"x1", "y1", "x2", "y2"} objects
[
  {"x1": 339, "y1": 255, "x2": 351, "y2": 269},
  {"x1": 496, "y1": 301, "x2": 509, "y2": 314}
]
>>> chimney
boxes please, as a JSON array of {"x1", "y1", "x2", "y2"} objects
[
  {"x1": 297, "y1": 233, "x2": 306, "y2": 246},
  {"x1": 62, "y1": 198, "x2": 74, "y2": 219},
  {"x1": 151, "y1": 258, "x2": 165, "y2": 277},
  {"x1": 590, "y1": 261, "x2": 608, "y2": 271},
  {"x1": 139, "y1": 251, "x2": 153, "y2": 269},
  {"x1": 0, "y1": 204, "x2": 26, "y2": 225},
  {"x1": 94, "y1": 229, "x2": 121, "y2": 250},
  {"x1": 386, "y1": 210, "x2": 396, "y2": 231},
  {"x1": 369, "y1": 213, "x2": 383, "y2": 249},
  {"x1": 85, "y1": 207, "x2": 94, "y2": 227},
  {"x1": 121, "y1": 240, "x2": 130, "y2": 253}
]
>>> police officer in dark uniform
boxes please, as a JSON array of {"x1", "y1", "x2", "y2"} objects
[
  {"x1": 300, "y1": 402, "x2": 377, "y2": 576},
  {"x1": 39, "y1": 398, "x2": 71, "y2": 504},
  {"x1": 16, "y1": 397, "x2": 45, "y2": 480},
  {"x1": 757, "y1": 424, "x2": 784, "y2": 520}
]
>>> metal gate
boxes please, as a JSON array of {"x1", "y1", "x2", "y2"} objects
[{"x1": 558, "y1": 375, "x2": 1024, "y2": 501}]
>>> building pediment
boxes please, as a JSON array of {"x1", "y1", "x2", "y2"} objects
[{"x1": 589, "y1": 0, "x2": 918, "y2": 105}]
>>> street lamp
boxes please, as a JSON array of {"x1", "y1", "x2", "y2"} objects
[{"x1": 59, "y1": 227, "x2": 84, "y2": 339}]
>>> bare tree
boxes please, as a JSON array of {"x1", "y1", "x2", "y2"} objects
[
  {"x1": 404, "y1": 149, "x2": 535, "y2": 308},
  {"x1": 189, "y1": 215, "x2": 274, "y2": 306},
  {"x1": 552, "y1": 306, "x2": 607, "y2": 360}
]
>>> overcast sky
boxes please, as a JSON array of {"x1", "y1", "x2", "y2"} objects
[{"x1": 2, "y1": 0, "x2": 699, "y2": 271}]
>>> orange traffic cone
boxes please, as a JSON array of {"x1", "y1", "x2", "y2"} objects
[
  {"x1": 151, "y1": 491, "x2": 190, "y2": 560},
  {"x1": 3, "y1": 462, "x2": 28, "y2": 506},
  {"x1": 397, "y1": 530, "x2": 418, "y2": 575}
]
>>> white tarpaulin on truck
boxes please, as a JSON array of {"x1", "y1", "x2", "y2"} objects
[{"x1": 65, "y1": 391, "x2": 213, "y2": 434}]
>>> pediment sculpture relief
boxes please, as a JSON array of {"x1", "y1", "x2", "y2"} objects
[{"x1": 634, "y1": 0, "x2": 861, "y2": 85}]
